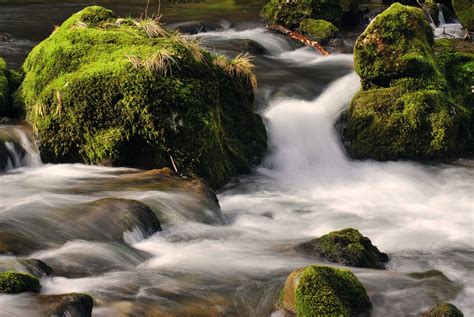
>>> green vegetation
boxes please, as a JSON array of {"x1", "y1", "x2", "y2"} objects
[
  {"x1": 0, "y1": 58, "x2": 7, "y2": 113},
  {"x1": 0, "y1": 271, "x2": 41, "y2": 294},
  {"x1": 279, "y1": 265, "x2": 371, "y2": 316},
  {"x1": 300, "y1": 19, "x2": 339, "y2": 43},
  {"x1": 421, "y1": 302, "x2": 464, "y2": 317},
  {"x1": 343, "y1": 4, "x2": 472, "y2": 160},
  {"x1": 299, "y1": 228, "x2": 388, "y2": 269},
  {"x1": 19, "y1": 6, "x2": 267, "y2": 189},
  {"x1": 261, "y1": 0, "x2": 359, "y2": 29},
  {"x1": 452, "y1": 0, "x2": 473, "y2": 31}
]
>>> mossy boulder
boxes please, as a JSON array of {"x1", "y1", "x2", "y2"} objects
[
  {"x1": 300, "y1": 19, "x2": 339, "y2": 43},
  {"x1": 0, "y1": 58, "x2": 22, "y2": 118},
  {"x1": 39, "y1": 293, "x2": 94, "y2": 317},
  {"x1": 343, "y1": 3, "x2": 471, "y2": 160},
  {"x1": 0, "y1": 271, "x2": 41, "y2": 294},
  {"x1": 279, "y1": 265, "x2": 371, "y2": 316},
  {"x1": 298, "y1": 228, "x2": 388, "y2": 269},
  {"x1": 20, "y1": 6, "x2": 267, "y2": 189},
  {"x1": 453, "y1": 0, "x2": 473, "y2": 31},
  {"x1": 262, "y1": 0, "x2": 360, "y2": 29},
  {"x1": 420, "y1": 302, "x2": 464, "y2": 317}
]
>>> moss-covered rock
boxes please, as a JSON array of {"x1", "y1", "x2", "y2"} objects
[
  {"x1": 0, "y1": 58, "x2": 22, "y2": 118},
  {"x1": 279, "y1": 265, "x2": 371, "y2": 316},
  {"x1": 20, "y1": 6, "x2": 267, "y2": 189},
  {"x1": 343, "y1": 3, "x2": 471, "y2": 160},
  {"x1": 420, "y1": 302, "x2": 464, "y2": 317},
  {"x1": 453, "y1": 0, "x2": 473, "y2": 31},
  {"x1": 298, "y1": 228, "x2": 388, "y2": 269},
  {"x1": 300, "y1": 19, "x2": 339, "y2": 43},
  {"x1": 0, "y1": 58, "x2": 7, "y2": 113},
  {"x1": 262, "y1": 0, "x2": 360, "y2": 29},
  {"x1": 39, "y1": 293, "x2": 93, "y2": 317},
  {"x1": 0, "y1": 271, "x2": 41, "y2": 294}
]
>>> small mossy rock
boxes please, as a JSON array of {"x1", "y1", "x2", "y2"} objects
[
  {"x1": 39, "y1": 293, "x2": 94, "y2": 317},
  {"x1": 0, "y1": 258, "x2": 52, "y2": 277},
  {"x1": 0, "y1": 271, "x2": 41, "y2": 294},
  {"x1": 262, "y1": 0, "x2": 360, "y2": 29},
  {"x1": 20, "y1": 6, "x2": 267, "y2": 189},
  {"x1": 452, "y1": 0, "x2": 474, "y2": 31},
  {"x1": 0, "y1": 58, "x2": 23, "y2": 118},
  {"x1": 279, "y1": 265, "x2": 371, "y2": 316},
  {"x1": 344, "y1": 3, "x2": 471, "y2": 160},
  {"x1": 298, "y1": 228, "x2": 388, "y2": 269},
  {"x1": 420, "y1": 302, "x2": 464, "y2": 317},
  {"x1": 79, "y1": 198, "x2": 162, "y2": 244},
  {"x1": 300, "y1": 19, "x2": 339, "y2": 43}
]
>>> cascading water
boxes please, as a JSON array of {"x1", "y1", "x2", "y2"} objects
[
  {"x1": 0, "y1": 125, "x2": 42, "y2": 171},
  {"x1": 0, "y1": 4, "x2": 473, "y2": 316}
]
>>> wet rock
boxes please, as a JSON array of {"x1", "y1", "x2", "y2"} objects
[
  {"x1": 0, "y1": 258, "x2": 52, "y2": 277},
  {"x1": 0, "y1": 139, "x2": 26, "y2": 171},
  {"x1": 407, "y1": 269, "x2": 462, "y2": 301},
  {"x1": 299, "y1": 19, "x2": 338, "y2": 44},
  {"x1": 229, "y1": 39, "x2": 269, "y2": 55},
  {"x1": 80, "y1": 198, "x2": 162, "y2": 244},
  {"x1": 39, "y1": 293, "x2": 94, "y2": 317},
  {"x1": 329, "y1": 37, "x2": 345, "y2": 47},
  {"x1": 0, "y1": 231, "x2": 43, "y2": 255},
  {"x1": 278, "y1": 265, "x2": 371, "y2": 316},
  {"x1": 298, "y1": 228, "x2": 388, "y2": 269},
  {"x1": 420, "y1": 302, "x2": 464, "y2": 317},
  {"x1": 343, "y1": 3, "x2": 472, "y2": 160},
  {"x1": 20, "y1": 6, "x2": 267, "y2": 189},
  {"x1": 170, "y1": 21, "x2": 223, "y2": 34},
  {"x1": 0, "y1": 32, "x2": 11, "y2": 42},
  {"x1": 0, "y1": 271, "x2": 41, "y2": 294},
  {"x1": 408, "y1": 269, "x2": 449, "y2": 281}
]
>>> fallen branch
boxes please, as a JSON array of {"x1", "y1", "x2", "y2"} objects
[{"x1": 267, "y1": 24, "x2": 331, "y2": 56}]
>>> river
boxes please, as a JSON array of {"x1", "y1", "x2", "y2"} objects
[{"x1": 0, "y1": 1, "x2": 472, "y2": 316}]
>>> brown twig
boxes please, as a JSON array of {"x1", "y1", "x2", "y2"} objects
[{"x1": 267, "y1": 24, "x2": 331, "y2": 56}]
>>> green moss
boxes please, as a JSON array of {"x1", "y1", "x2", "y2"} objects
[
  {"x1": 261, "y1": 0, "x2": 359, "y2": 28},
  {"x1": 344, "y1": 4, "x2": 471, "y2": 160},
  {"x1": 279, "y1": 265, "x2": 371, "y2": 316},
  {"x1": 421, "y1": 302, "x2": 464, "y2": 317},
  {"x1": 299, "y1": 228, "x2": 388, "y2": 269},
  {"x1": 300, "y1": 19, "x2": 339, "y2": 43},
  {"x1": 20, "y1": 6, "x2": 267, "y2": 189},
  {"x1": 0, "y1": 58, "x2": 7, "y2": 113},
  {"x1": 0, "y1": 271, "x2": 41, "y2": 294},
  {"x1": 452, "y1": 0, "x2": 474, "y2": 31}
]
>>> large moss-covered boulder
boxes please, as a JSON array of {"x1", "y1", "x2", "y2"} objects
[
  {"x1": 0, "y1": 58, "x2": 22, "y2": 118},
  {"x1": 300, "y1": 19, "x2": 339, "y2": 43},
  {"x1": 279, "y1": 265, "x2": 371, "y2": 316},
  {"x1": 298, "y1": 228, "x2": 388, "y2": 269},
  {"x1": 453, "y1": 0, "x2": 473, "y2": 31},
  {"x1": 343, "y1": 3, "x2": 471, "y2": 160},
  {"x1": 20, "y1": 6, "x2": 267, "y2": 189},
  {"x1": 0, "y1": 271, "x2": 41, "y2": 294},
  {"x1": 262, "y1": 0, "x2": 360, "y2": 29},
  {"x1": 420, "y1": 302, "x2": 464, "y2": 317}
]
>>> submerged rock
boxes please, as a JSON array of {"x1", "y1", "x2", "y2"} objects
[
  {"x1": 0, "y1": 258, "x2": 52, "y2": 277},
  {"x1": 298, "y1": 228, "x2": 388, "y2": 269},
  {"x1": 407, "y1": 269, "x2": 462, "y2": 302},
  {"x1": 278, "y1": 265, "x2": 371, "y2": 316},
  {"x1": 299, "y1": 19, "x2": 339, "y2": 44},
  {"x1": 229, "y1": 39, "x2": 269, "y2": 55},
  {"x1": 39, "y1": 293, "x2": 94, "y2": 317},
  {"x1": 261, "y1": 0, "x2": 360, "y2": 29},
  {"x1": 343, "y1": 3, "x2": 472, "y2": 160},
  {"x1": 452, "y1": 0, "x2": 473, "y2": 31},
  {"x1": 79, "y1": 198, "x2": 162, "y2": 244},
  {"x1": 20, "y1": 6, "x2": 267, "y2": 189},
  {"x1": 420, "y1": 302, "x2": 464, "y2": 317},
  {"x1": 0, "y1": 271, "x2": 41, "y2": 294}
]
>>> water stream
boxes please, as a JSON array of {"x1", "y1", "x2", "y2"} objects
[{"x1": 0, "y1": 1, "x2": 473, "y2": 316}]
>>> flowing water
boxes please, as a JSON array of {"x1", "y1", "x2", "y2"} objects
[{"x1": 0, "y1": 1, "x2": 473, "y2": 316}]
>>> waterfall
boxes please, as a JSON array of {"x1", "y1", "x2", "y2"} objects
[
  {"x1": 438, "y1": 5, "x2": 446, "y2": 26},
  {"x1": 0, "y1": 125, "x2": 42, "y2": 171}
]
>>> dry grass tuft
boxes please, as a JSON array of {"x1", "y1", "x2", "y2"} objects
[
  {"x1": 171, "y1": 32, "x2": 205, "y2": 62},
  {"x1": 134, "y1": 18, "x2": 167, "y2": 38},
  {"x1": 75, "y1": 21, "x2": 89, "y2": 29},
  {"x1": 213, "y1": 53, "x2": 257, "y2": 89},
  {"x1": 127, "y1": 49, "x2": 178, "y2": 75}
]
